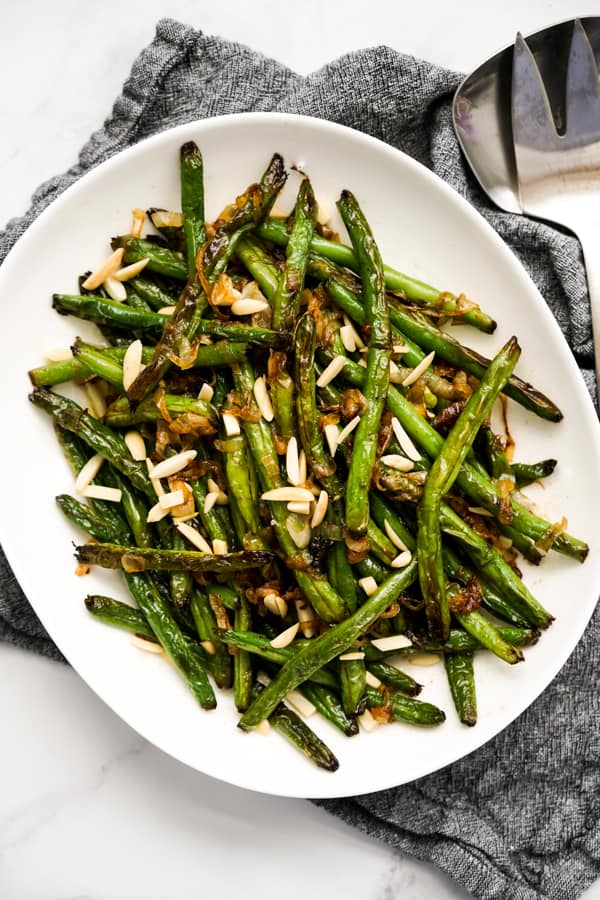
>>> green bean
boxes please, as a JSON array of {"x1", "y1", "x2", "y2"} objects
[
  {"x1": 75, "y1": 543, "x2": 273, "y2": 573},
  {"x1": 55, "y1": 495, "x2": 125, "y2": 543},
  {"x1": 180, "y1": 141, "x2": 206, "y2": 278},
  {"x1": 222, "y1": 631, "x2": 339, "y2": 691},
  {"x1": 271, "y1": 178, "x2": 317, "y2": 332},
  {"x1": 234, "y1": 592, "x2": 253, "y2": 712},
  {"x1": 53, "y1": 294, "x2": 168, "y2": 330},
  {"x1": 190, "y1": 590, "x2": 233, "y2": 690},
  {"x1": 366, "y1": 662, "x2": 422, "y2": 696},
  {"x1": 105, "y1": 394, "x2": 217, "y2": 428},
  {"x1": 339, "y1": 657, "x2": 367, "y2": 716},
  {"x1": 299, "y1": 683, "x2": 359, "y2": 737},
  {"x1": 444, "y1": 651, "x2": 477, "y2": 726}
]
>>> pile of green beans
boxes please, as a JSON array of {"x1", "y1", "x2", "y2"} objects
[{"x1": 27, "y1": 142, "x2": 587, "y2": 770}]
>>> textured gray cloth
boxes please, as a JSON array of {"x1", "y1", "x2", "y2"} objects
[{"x1": 1, "y1": 19, "x2": 598, "y2": 900}]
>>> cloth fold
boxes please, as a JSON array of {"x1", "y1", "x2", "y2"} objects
[{"x1": 1, "y1": 19, "x2": 598, "y2": 900}]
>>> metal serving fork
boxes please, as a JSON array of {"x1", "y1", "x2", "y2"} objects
[{"x1": 512, "y1": 19, "x2": 600, "y2": 397}]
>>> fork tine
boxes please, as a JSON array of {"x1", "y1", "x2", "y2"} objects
[
  {"x1": 511, "y1": 32, "x2": 558, "y2": 151},
  {"x1": 565, "y1": 19, "x2": 600, "y2": 139}
]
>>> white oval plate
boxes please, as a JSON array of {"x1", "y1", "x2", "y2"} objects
[{"x1": 1, "y1": 113, "x2": 599, "y2": 799}]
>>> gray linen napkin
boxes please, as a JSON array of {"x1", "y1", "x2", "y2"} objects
[{"x1": 1, "y1": 19, "x2": 598, "y2": 900}]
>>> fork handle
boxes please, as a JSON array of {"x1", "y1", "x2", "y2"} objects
[{"x1": 576, "y1": 228, "x2": 600, "y2": 406}]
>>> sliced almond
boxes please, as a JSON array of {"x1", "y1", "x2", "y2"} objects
[
  {"x1": 112, "y1": 258, "x2": 150, "y2": 282},
  {"x1": 124, "y1": 430, "x2": 146, "y2": 461},
  {"x1": 222, "y1": 412, "x2": 241, "y2": 436},
  {"x1": 286, "y1": 515, "x2": 311, "y2": 549},
  {"x1": 131, "y1": 635, "x2": 163, "y2": 654},
  {"x1": 336, "y1": 415, "x2": 360, "y2": 446},
  {"x1": 261, "y1": 487, "x2": 314, "y2": 503},
  {"x1": 339, "y1": 652, "x2": 365, "y2": 661},
  {"x1": 158, "y1": 490, "x2": 185, "y2": 510},
  {"x1": 198, "y1": 382, "x2": 214, "y2": 402},
  {"x1": 358, "y1": 576, "x2": 378, "y2": 596},
  {"x1": 231, "y1": 297, "x2": 270, "y2": 316},
  {"x1": 310, "y1": 490, "x2": 329, "y2": 528},
  {"x1": 324, "y1": 423, "x2": 340, "y2": 457},
  {"x1": 44, "y1": 347, "x2": 73, "y2": 362},
  {"x1": 264, "y1": 593, "x2": 288, "y2": 618},
  {"x1": 380, "y1": 454, "x2": 414, "y2": 472},
  {"x1": 285, "y1": 689, "x2": 316, "y2": 718},
  {"x1": 150, "y1": 450, "x2": 197, "y2": 479},
  {"x1": 287, "y1": 501, "x2": 311, "y2": 515},
  {"x1": 122, "y1": 339, "x2": 144, "y2": 391},
  {"x1": 253, "y1": 376, "x2": 274, "y2": 422},
  {"x1": 146, "y1": 501, "x2": 169, "y2": 523},
  {"x1": 84, "y1": 382, "x2": 106, "y2": 419},
  {"x1": 371, "y1": 634, "x2": 413, "y2": 652},
  {"x1": 402, "y1": 351, "x2": 435, "y2": 387},
  {"x1": 212, "y1": 539, "x2": 229, "y2": 555},
  {"x1": 203, "y1": 492, "x2": 219, "y2": 514},
  {"x1": 103, "y1": 275, "x2": 128, "y2": 302},
  {"x1": 82, "y1": 248, "x2": 124, "y2": 290},
  {"x1": 384, "y1": 520, "x2": 410, "y2": 553},
  {"x1": 316, "y1": 355, "x2": 346, "y2": 387},
  {"x1": 391, "y1": 550, "x2": 413, "y2": 569},
  {"x1": 82, "y1": 485, "x2": 122, "y2": 502},
  {"x1": 286, "y1": 437, "x2": 301, "y2": 486},
  {"x1": 358, "y1": 709, "x2": 379, "y2": 732},
  {"x1": 75, "y1": 453, "x2": 105, "y2": 494},
  {"x1": 391, "y1": 417, "x2": 422, "y2": 462},
  {"x1": 270, "y1": 622, "x2": 300, "y2": 649},
  {"x1": 175, "y1": 521, "x2": 212, "y2": 553}
]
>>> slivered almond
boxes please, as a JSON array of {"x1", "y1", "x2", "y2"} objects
[
  {"x1": 384, "y1": 520, "x2": 409, "y2": 553},
  {"x1": 211, "y1": 273, "x2": 241, "y2": 307},
  {"x1": 253, "y1": 376, "x2": 274, "y2": 422},
  {"x1": 212, "y1": 539, "x2": 228, "y2": 555},
  {"x1": 175, "y1": 522, "x2": 212, "y2": 553},
  {"x1": 402, "y1": 351, "x2": 435, "y2": 387},
  {"x1": 310, "y1": 490, "x2": 329, "y2": 528},
  {"x1": 264, "y1": 593, "x2": 288, "y2": 617},
  {"x1": 198, "y1": 382, "x2": 214, "y2": 402},
  {"x1": 391, "y1": 550, "x2": 413, "y2": 568},
  {"x1": 200, "y1": 640, "x2": 216, "y2": 655},
  {"x1": 146, "y1": 501, "x2": 169, "y2": 523},
  {"x1": 298, "y1": 450, "x2": 307, "y2": 484},
  {"x1": 241, "y1": 281, "x2": 267, "y2": 302},
  {"x1": 157, "y1": 305, "x2": 176, "y2": 315},
  {"x1": 408, "y1": 652, "x2": 441, "y2": 667},
  {"x1": 358, "y1": 576, "x2": 378, "y2": 596},
  {"x1": 150, "y1": 450, "x2": 196, "y2": 479},
  {"x1": 152, "y1": 209, "x2": 183, "y2": 228},
  {"x1": 286, "y1": 515, "x2": 311, "y2": 549},
  {"x1": 261, "y1": 487, "x2": 314, "y2": 503},
  {"x1": 339, "y1": 324, "x2": 357, "y2": 353},
  {"x1": 146, "y1": 459, "x2": 165, "y2": 496},
  {"x1": 389, "y1": 360, "x2": 404, "y2": 383},
  {"x1": 287, "y1": 501, "x2": 311, "y2": 515},
  {"x1": 203, "y1": 492, "x2": 219, "y2": 514},
  {"x1": 467, "y1": 506, "x2": 494, "y2": 517},
  {"x1": 207, "y1": 477, "x2": 221, "y2": 494},
  {"x1": 295, "y1": 598, "x2": 317, "y2": 638},
  {"x1": 336, "y1": 415, "x2": 360, "y2": 446},
  {"x1": 122, "y1": 339, "x2": 144, "y2": 391},
  {"x1": 270, "y1": 622, "x2": 300, "y2": 649},
  {"x1": 231, "y1": 297, "x2": 270, "y2": 316},
  {"x1": 124, "y1": 430, "x2": 146, "y2": 461},
  {"x1": 82, "y1": 485, "x2": 122, "y2": 502},
  {"x1": 324, "y1": 423, "x2": 340, "y2": 456},
  {"x1": 339, "y1": 652, "x2": 365, "y2": 661},
  {"x1": 255, "y1": 719, "x2": 271, "y2": 735},
  {"x1": 130, "y1": 208, "x2": 145, "y2": 238},
  {"x1": 316, "y1": 355, "x2": 345, "y2": 387},
  {"x1": 82, "y1": 248, "x2": 124, "y2": 290},
  {"x1": 381, "y1": 454, "x2": 414, "y2": 472},
  {"x1": 343, "y1": 314, "x2": 365, "y2": 348},
  {"x1": 84, "y1": 382, "x2": 106, "y2": 419},
  {"x1": 44, "y1": 347, "x2": 73, "y2": 362},
  {"x1": 103, "y1": 275, "x2": 127, "y2": 302},
  {"x1": 365, "y1": 671, "x2": 382, "y2": 688},
  {"x1": 371, "y1": 634, "x2": 412, "y2": 652},
  {"x1": 285, "y1": 690, "x2": 316, "y2": 718},
  {"x1": 391, "y1": 417, "x2": 422, "y2": 462},
  {"x1": 158, "y1": 490, "x2": 185, "y2": 510},
  {"x1": 358, "y1": 358, "x2": 367, "y2": 368},
  {"x1": 222, "y1": 412, "x2": 240, "y2": 436},
  {"x1": 358, "y1": 709, "x2": 379, "y2": 732},
  {"x1": 113, "y1": 258, "x2": 150, "y2": 281},
  {"x1": 75, "y1": 453, "x2": 105, "y2": 493},
  {"x1": 286, "y1": 437, "x2": 300, "y2": 486},
  {"x1": 131, "y1": 635, "x2": 163, "y2": 654}
]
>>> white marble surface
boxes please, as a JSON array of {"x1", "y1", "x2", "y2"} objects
[{"x1": 1, "y1": 3, "x2": 599, "y2": 898}]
